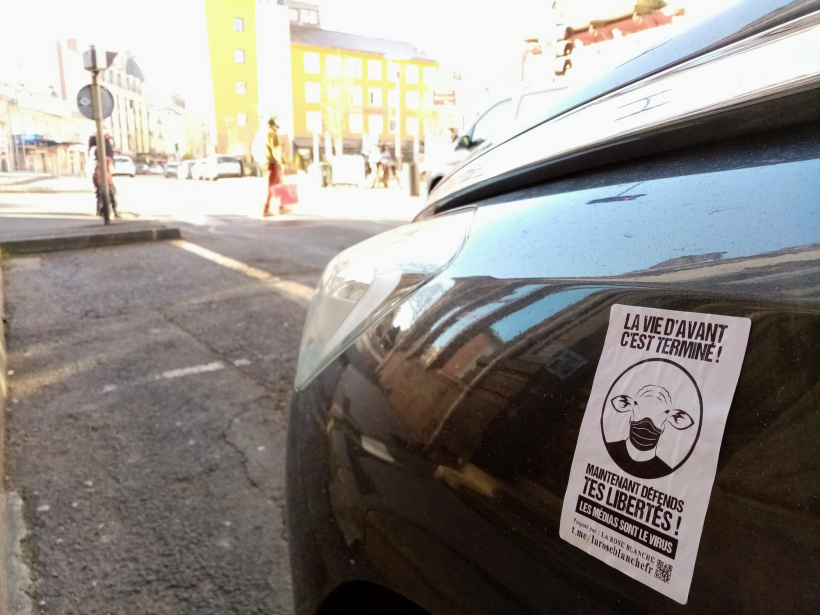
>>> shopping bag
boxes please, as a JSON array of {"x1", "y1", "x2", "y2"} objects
[{"x1": 272, "y1": 183, "x2": 299, "y2": 206}]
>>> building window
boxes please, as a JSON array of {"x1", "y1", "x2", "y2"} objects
[
  {"x1": 234, "y1": 49, "x2": 245, "y2": 64},
  {"x1": 349, "y1": 86, "x2": 363, "y2": 107},
  {"x1": 387, "y1": 61, "x2": 399, "y2": 82},
  {"x1": 367, "y1": 59, "x2": 382, "y2": 80},
  {"x1": 306, "y1": 111, "x2": 323, "y2": 133},
  {"x1": 387, "y1": 89, "x2": 398, "y2": 108},
  {"x1": 368, "y1": 114, "x2": 383, "y2": 135},
  {"x1": 234, "y1": 17, "x2": 244, "y2": 32},
  {"x1": 300, "y1": 8, "x2": 319, "y2": 24},
  {"x1": 237, "y1": 113, "x2": 247, "y2": 127},
  {"x1": 368, "y1": 88, "x2": 382, "y2": 107},
  {"x1": 422, "y1": 92, "x2": 433, "y2": 110},
  {"x1": 304, "y1": 52, "x2": 320, "y2": 74},
  {"x1": 406, "y1": 91, "x2": 420, "y2": 109},
  {"x1": 346, "y1": 57, "x2": 362, "y2": 78},
  {"x1": 326, "y1": 55, "x2": 342, "y2": 77},
  {"x1": 405, "y1": 65, "x2": 419, "y2": 84},
  {"x1": 349, "y1": 113, "x2": 363, "y2": 134},
  {"x1": 305, "y1": 82, "x2": 321, "y2": 103},
  {"x1": 423, "y1": 66, "x2": 437, "y2": 85},
  {"x1": 289, "y1": 8, "x2": 299, "y2": 21},
  {"x1": 406, "y1": 117, "x2": 419, "y2": 136},
  {"x1": 236, "y1": 81, "x2": 246, "y2": 95}
]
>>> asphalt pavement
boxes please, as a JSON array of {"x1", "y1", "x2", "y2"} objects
[{"x1": 0, "y1": 175, "x2": 420, "y2": 613}]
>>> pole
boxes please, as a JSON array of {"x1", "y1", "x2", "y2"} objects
[
  {"x1": 91, "y1": 70, "x2": 111, "y2": 224},
  {"x1": 9, "y1": 96, "x2": 19, "y2": 170},
  {"x1": 395, "y1": 63, "x2": 402, "y2": 171}
]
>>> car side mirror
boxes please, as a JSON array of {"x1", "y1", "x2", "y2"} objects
[{"x1": 456, "y1": 135, "x2": 472, "y2": 150}]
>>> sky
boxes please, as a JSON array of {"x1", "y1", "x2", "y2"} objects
[{"x1": 1, "y1": 0, "x2": 728, "y2": 117}]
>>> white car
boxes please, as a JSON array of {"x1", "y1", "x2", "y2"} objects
[
  {"x1": 112, "y1": 155, "x2": 136, "y2": 177},
  {"x1": 177, "y1": 160, "x2": 195, "y2": 180},
  {"x1": 192, "y1": 156, "x2": 242, "y2": 181},
  {"x1": 426, "y1": 85, "x2": 568, "y2": 193}
]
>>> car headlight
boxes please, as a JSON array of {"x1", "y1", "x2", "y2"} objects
[{"x1": 295, "y1": 208, "x2": 475, "y2": 390}]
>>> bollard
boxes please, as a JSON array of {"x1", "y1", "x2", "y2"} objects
[{"x1": 406, "y1": 162, "x2": 420, "y2": 197}]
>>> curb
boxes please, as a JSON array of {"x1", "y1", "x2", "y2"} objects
[
  {"x1": 0, "y1": 258, "x2": 8, "y2": 612},
  {"x1": 0, "y1": 188, "x2": 93, "y2": 194},
  {"x1": 0, "y1": 227, "x2": 182, "y2": 256}
]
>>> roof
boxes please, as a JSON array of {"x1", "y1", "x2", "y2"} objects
[
  {"x1": 126, "y1": 57, "x2": 145, "y2": 82},
  {"x1": 289, "y1": 25, "x2": 434, "y2": 61}
]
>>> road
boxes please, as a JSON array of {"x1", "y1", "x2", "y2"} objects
[{"x1": 1, "y1": 179, "x2": 421, "y2": 614}]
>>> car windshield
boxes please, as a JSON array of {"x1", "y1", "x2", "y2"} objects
[{"x1": 217, "y1": 157, "x2": 236, "y2": 163}]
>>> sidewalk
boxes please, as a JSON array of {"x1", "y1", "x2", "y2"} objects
[{"x1": 0, "y1": 173, "x2": 92, "y2": 193}]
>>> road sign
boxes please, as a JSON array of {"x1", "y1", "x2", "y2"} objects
[
  {"x1": 433, "y1": 90, "x2": 456, "y2": 106},
  {"x1": 77, "y1": 84, "x2": 114, "y2": 120},
  {"x1": 82, "y1": 47, "x2": 117, "y2": 71}
]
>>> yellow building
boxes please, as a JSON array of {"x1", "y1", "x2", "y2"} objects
[
  {"x1": 203, "y1": 0, "x2": 263, "y2": 158},
  {"x1": 289, "y1": 26, "x2": 439, "y2": 154},
  {"x1": 203, "y1": 1, "x2": 438, "y2": 162}
]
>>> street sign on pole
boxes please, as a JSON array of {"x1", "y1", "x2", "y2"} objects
[
  {"x1": 77, "y1": 84, "x2": 114, "y2": 120},
  {"x1": 83, "y1": 45, "x2": 117, "y2": 225},
  {"x1": 82, "y1": 47, "x2": 117, "y2": 71}
]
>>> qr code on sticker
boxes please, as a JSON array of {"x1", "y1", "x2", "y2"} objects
[{"x1": 655, "y1": 560, "x2": 673, "y2": 584}]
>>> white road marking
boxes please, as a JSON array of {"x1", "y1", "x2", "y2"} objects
[
  {"x1": 170, "y1": 239, "x2": 315, "y2": 305},
  {"x1": 161, "y1": 361, "x2": 224, "y2": 380}
]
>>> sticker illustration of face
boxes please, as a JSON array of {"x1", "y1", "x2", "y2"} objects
[
  {"x1": 601, "y1": 360, "x2": 702, "y2": 479},
  {"x1": 611, "y1": 385, "x2": 694, "y2": 452}
]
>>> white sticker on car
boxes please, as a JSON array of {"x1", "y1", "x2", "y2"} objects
[{"x1": 559, "y1": 304, "x2": 751, "y2": 604}]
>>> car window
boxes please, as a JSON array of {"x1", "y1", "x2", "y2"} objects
[
  {"x1": 217, "y1": 156, "x2": 236, "y2": 163},
  {"x1": 470, "y1": 99, "x2": 513, "y2": 146},
  {"x1": 516, "y1": 90, "x2": 566, "y2": 129}
]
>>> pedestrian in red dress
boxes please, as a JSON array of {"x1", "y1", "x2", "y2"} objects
[{"x1": 263, "y1": 118, "x2": 284, "y2": 216}]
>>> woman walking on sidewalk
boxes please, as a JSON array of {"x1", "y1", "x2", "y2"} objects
[
  {"x1": 263, "y1": 118, "x2": 284, "y2": 217},
  {"x1": 93, "y1": 155, "x2": 118, "y2": 218}
]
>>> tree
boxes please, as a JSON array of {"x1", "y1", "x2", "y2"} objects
[{"x1": 322, "y1": 59, "x2": 354, "y2": 156}]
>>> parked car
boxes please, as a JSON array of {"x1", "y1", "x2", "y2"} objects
[
  {"x1": 111, "y1": 155, "x2": 135, "y2": 177},
  {"x1": 177, "y1": 160, "x2": 195, "y2": 180},
  {"x1": 192, "y1": 156, "x2": 242, "y2": 180},
  {"x1": 164, "y1": 162, "x2": 178, "y2": 178},
  {"x1": 148, "y1": 164, "x2": 164, "y2": 175},
  {"x1": 287, "y1": 2, "x2": 820, "y2": 614},
  {"x1": 134, "y1": 163, "x2": 149, "y2": 175},
  {"x1": 425, "y1": 84, "x2": 567, "y2": 194}
]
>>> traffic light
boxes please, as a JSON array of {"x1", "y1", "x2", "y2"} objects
[
  {"x1": 174, "y1": 143, "x2": 179, "y2": 153},
  {"x1": 555, "y1": 37, "x2": 573, "y2": 76}
]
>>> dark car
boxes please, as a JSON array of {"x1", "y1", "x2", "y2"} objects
[{"x1": 286, "y1": 2, "x2": 819, "y2": 614}]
